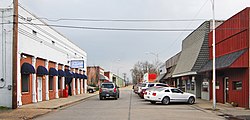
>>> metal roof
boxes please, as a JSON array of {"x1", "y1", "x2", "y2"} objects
[{"x1": 172, "y1": 21, "x2": 211, "y2": 77}]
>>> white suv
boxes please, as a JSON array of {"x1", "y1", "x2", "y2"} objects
[{"x1": 138, "y1": 83, "x2": 169, "y2": 98}]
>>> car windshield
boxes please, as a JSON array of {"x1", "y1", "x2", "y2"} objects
[
  {"x1": 141, "y1": 83, "x2": 146, "y2": 87},
  {"x1": 154, "y1": 87, "x2": 167, "y2": 92},
  {"x1": 146, "y1": 87, "x2": 157, "y2": 91},
  {"x1": 148, "y1": 83, "x2": 155, "y2": 87},
  {"x1": 101, "y1": 84, "x2": 114, "y2": 88}
]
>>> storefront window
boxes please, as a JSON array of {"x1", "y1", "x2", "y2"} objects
[
  {"x1": 21, "y1": 74, "x2": 29, "y2": 92},
  {"x1": 191, "y1": 81, "x2": 195, "y2": 90},
  {"x1": 233, "y1": 81, "x2": 242, "y2": 90},
  {"x1": 187, "y1": 80, "x2": 190, "y2": 90},
  {"x1": 202, "y1": 79, "x2": 209, "y2": 92},
  {"x1": 75, "y1": 79, "x2": 78, "y2": 89},
  {"x1": 49, "y1": 76, "x2": 53, "y2": 90},
  {"x1": 216, "y1": 81, "x2": 219, "y2": 89},
  {"x1": 58, "y1": 77, "x2": 61, "y2": 89}
]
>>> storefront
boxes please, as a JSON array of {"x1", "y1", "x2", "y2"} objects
[{"x1": 199, "y1": 7, "x2": 250, "y2": 108}]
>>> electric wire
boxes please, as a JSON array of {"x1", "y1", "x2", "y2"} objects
[
  {"x1": 33, "y1": 18, "x2": 208, "y2": 22},
  {"x1": 18, "y1": 22, "x2": 210, "y2": 32},
  {"x1": 18, "y1": 14, "x2": 86, "y2": 57},
  {"x1": 159, "y1": 0, "x2": 210, "y2": 59}
]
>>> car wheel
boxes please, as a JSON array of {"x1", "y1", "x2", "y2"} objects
[
  {"x1": 150, "y1": 101, "x2": 156, "y2": 104},
  {"x1": 162, "y1": 96, "x2": 170, "y2": 105},
  {"x1": 89, "y1": 89, "x2": 93, "y2": 93},
  {"x1": 140, "y1": 95, "x2": 144, "y2": 99},
  {"x1": 99, "y1": 96, "x2": 103, "y2": 100},
  {"x1": 188, "y1": 97, "x2": 195, "y2": 104}
]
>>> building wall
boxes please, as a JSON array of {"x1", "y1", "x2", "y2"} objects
[
  {"x1": 0, "y1": 6, "x2": 87, "y2": 107},
  {"x1": 20, "y1": 56, "x2": 33, "y2": 105},
  {"x1": 214, "y1": 69, "x2": 249, "y2": 108},
  {"x1": 87, "y1": 67, "x2": 99, "y2": 86},
  {"x1": 0, "y1": 8, "x2": 14, "y2": 108},
  {"x1": 209, "y1": 8, "x2": 249, "y2": 58},
  {"x1": 58, "y1": 64, "x2": 63, "y2": 98},
  {"x1": 208, "y1": 7, "x2": 250, "y2": 108},
  {"x1": 48, "y1": 62, "x2": 56, "y2": 100}
]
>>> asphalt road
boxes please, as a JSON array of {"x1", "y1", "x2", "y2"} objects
[{"x1": 36, "y1": 87, "x2": 224, "y2": 120}]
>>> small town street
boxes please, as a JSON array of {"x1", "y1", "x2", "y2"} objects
[{"x1": 35, "y1": 87, "x2": 224, "y2": 120}]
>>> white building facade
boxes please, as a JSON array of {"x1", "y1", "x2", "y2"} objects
[{"x1": 0, "y1": 6, "x2": 87, "y2": 108}]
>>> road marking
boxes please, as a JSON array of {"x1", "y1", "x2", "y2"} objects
[{"x1": 128, "y1": 90, "x2": 132, "y2": 120}]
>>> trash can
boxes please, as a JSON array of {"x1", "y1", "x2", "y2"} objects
[{"x1": 63, "y1": 85, "x2": 68, "y2": 98}]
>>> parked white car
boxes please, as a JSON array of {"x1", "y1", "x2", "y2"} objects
[
  {"x1": 138, "y1": 82, "x2": 169, "y2": 98},
  {"x1": 144, "y1": 87, "x2": 196, "y2": 105}
]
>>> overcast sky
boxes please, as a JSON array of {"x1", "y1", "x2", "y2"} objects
[{"x1": 1, "y1": 0, "x2": 250, "y2": 81}]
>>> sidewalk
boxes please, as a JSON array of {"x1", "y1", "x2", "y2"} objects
[
  {"x1": 0, "y1": 93, "x2": 98, "y2": 120},
  {"x1": 193, "y1": 99, "x2": 250, "y2": 119}
]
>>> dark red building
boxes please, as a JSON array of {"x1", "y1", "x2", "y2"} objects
[{"x1": 200, "y1": 8, "x2": 250, "y2": 108}]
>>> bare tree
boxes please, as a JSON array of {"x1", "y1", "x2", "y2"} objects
[{"x1": 130, "y1": 61, "x2": 157, "y2": 84}]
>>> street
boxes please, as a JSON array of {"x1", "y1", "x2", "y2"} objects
[{"x1": 35, "y1": 87, "x2": 224, "y2": 120}]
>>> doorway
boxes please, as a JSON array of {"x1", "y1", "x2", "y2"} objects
[
  {"x1": 224, "y1": 77, "x2": 229, "y2": 103},
  {"x1": 37, "y1": 77, "x2": 43, "y2": 102}
]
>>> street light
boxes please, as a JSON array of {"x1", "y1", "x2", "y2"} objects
[
  {"x1": 110, "y1": 59, "x2": 120, "y2": 72},
  {"x1": 145, "y1": 52, "x2": 159, "y2": 62},
  {"x1": 145, "y1": 52, "x2": 160, "y2": 73}
]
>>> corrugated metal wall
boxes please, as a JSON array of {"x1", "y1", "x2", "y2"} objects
[{"x1": 208, "y1": 7, "x2": 250, "y2": 108}]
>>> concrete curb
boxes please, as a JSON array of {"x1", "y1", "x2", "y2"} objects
[
  {"x1": 53, "y1": 94, "x2": 98, "y2": 109},
  {"x1": 31, "y1": 94, "x2": 98, "y2": 119}
]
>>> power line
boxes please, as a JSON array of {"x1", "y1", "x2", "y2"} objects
[
  {"x1": 18, "y1": 22, "x2": 206, "y2": 32},
  {"x1": 33, "y1": 17, "x2": 208, "y2": 22},
  {"x1": 158, "y1": 0, "x2": 210, "y2": 57}
]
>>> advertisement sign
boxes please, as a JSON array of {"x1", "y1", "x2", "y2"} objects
[{"x1": 70, "y1": 60, "x2": 84, "y2": 68}]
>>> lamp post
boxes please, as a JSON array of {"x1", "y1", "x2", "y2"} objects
[
  {"x1": 145, "y1": 52, "x2": 159, "y2": 63},
  {"x1": 145, "y1": 52, "x2": 160, "y2": 73},
  {"x1": 110, "y1": 59, "x2": 120, "y2": 73}
]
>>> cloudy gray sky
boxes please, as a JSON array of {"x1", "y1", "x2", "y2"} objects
[{"x1": 1, "y1": 0, "x2": 250, "y2": 81}]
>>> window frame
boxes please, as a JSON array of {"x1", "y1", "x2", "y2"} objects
[
  {"x1": 232, "y1": 81, "x2": 242, "y2": 91},
  {"x1": 49, "y1": 76, "x2": 54, "y2": 91},
  {"x1": 21, "y1": 74, "x2": 30, "y2": 93}
]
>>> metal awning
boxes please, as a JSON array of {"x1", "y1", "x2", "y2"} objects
[
  {"x1": 199, "y1": 49, "x2": 246, "y2": 72},
  {"x1": 154, "y1": 73, "x2": 167, "y2": 82},
  {"x1": 165, "y1": 65, "x2": 176, "y2": 79},
  {"x1": 21, "y1": 62, "x2": 35, "y2": 74},
  {"x1": 99, "y1": 74, "x2": 108, "y2": 80}
]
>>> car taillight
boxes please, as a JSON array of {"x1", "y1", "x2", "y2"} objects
[
  {"x1": 114, "y1": 88, "x2": 117, "y2": 92},
  {"x1": 152, "y1": 93, "x2": 156, "y2": 96},
  {"x1": 99, "y1": 88, "x2": 102, "y2": 93},
  {"x1": 142, "y1": 89, "x2": 146, "y2": 94}
]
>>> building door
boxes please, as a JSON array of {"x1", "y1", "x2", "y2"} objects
[
  {"x1": 224, "y1": 77, "x2": 229, "y2": 103},
  {"x1": 37, "y1": 77, "x2": 43, "y2": 102}
]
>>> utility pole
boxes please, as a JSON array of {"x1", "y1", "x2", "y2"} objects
[
  {"x1": 212, "y1": 0, "x2": 217, "y2": 110},
  {"x1": 12, "y1": 0, "x2": 18, "y2": 109}
]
